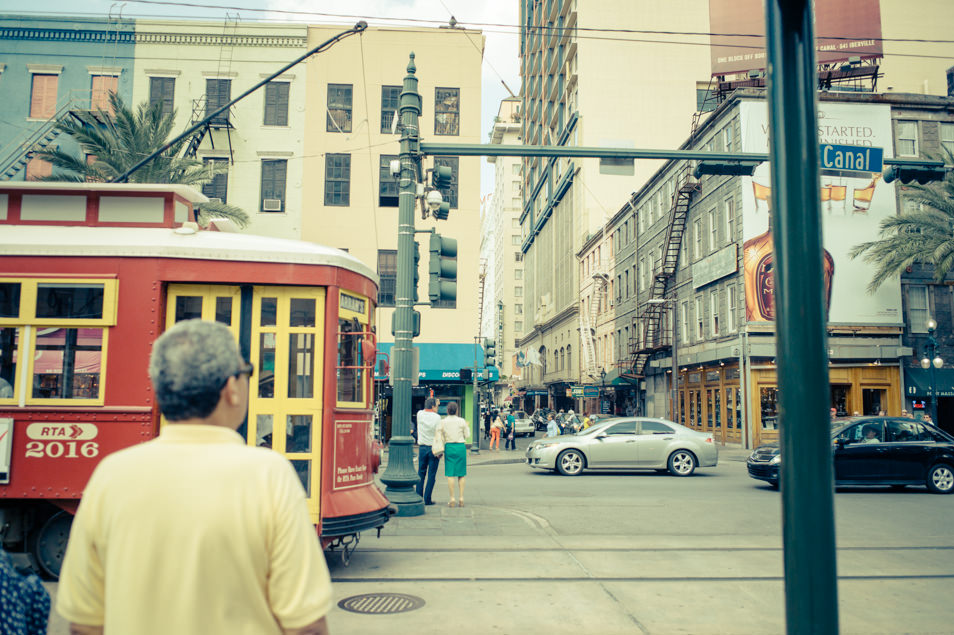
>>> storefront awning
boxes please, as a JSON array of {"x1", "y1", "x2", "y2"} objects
[
  {"x1": 374, "y1": 343, "x2": 499, "y2": 382},
  {"x1": 904, "y1": 367, "x2": 954, "y2": 399},
  {"x1": 601, "y1": 367, "x2": 639, "y2": 387}
]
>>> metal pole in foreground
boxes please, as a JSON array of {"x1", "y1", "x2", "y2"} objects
[
  {"x1": 671, "y1": 301, "x2": 678, "y2": 422},
  {"x1": 379, "y1": 54, "x2": 424, "y2": 517},
  {"x1": 472, "y1": 336, "x2": 480, "y2": 454},
  {"x1": 765, "y1": 1, "x2": 839, "y2": 632}
]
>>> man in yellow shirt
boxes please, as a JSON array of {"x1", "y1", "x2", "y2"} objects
[{"x1": 57, "y1": 320, "x2": 333, "y2": 635}]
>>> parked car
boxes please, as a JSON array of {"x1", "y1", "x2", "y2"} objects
[
  {"x1": 746, "y1": 416, "x2": 954, "y2": 494},
  {"x1": 511, "y1": 410, "x2": 535, "y2": 437},
  {"x1": 526, "y1": 417, "x2": 718, "y2": 476}
]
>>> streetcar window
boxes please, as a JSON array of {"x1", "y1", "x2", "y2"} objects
[
  {"x1": 174, "y1": 296, "x2": 203, "y2": 322},
  {"x1": 256, "y1": 414, "x2": 273, "y2": 448},
  {"x1": 0, "y1": 327, "x2": 16, "y2": 399},
  {"x1": 290, "y1": 459, "x2": 311, "y2": 496},
  {"x1": 260, "y1": 297, "x2": 277, "y2": 326},
  {"x1": 31, "y1": 328, "x2": 102, "y2": 400},
  {"x1": 286, "y1": 414, "x2": 312, "y2": 452},
  {"x1": 258, "y1": 332, "x2": 276, "y2": 399},
  {"x1": 289, "y1": 298, "x2": 315, "y2": 327},
  {"x1": 36, "y1": 283, "x2": 104, "y2": 320},
  {"x1": 214, "y1": 297, "x2": 232, "y2": 325},
  {"x1": 337, "y1": 318, "x2": 363, "y2": 403},
  {"x1": 0, "y1": 283, "x2": 20, "y2": 318},
  {"x1": 287, "y1": 333, "x2": 314, "y2": 399}
]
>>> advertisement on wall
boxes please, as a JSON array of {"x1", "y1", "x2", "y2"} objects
[
  {"x1": 739, "y1": 99, "x2": 902, "y2": 325},
  {"x1": 710, "y1": 0, "x2": 883, "y2": 76}
]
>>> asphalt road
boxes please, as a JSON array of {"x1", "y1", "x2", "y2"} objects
[{"x1": 44, "y1": 454, "x2": 954, "y2": 634}]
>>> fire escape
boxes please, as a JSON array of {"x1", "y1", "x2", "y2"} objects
[
  {"x1": 579, "y1": 252, "x2": 608, "y2": 381},
  {"x1": 623, "y1": 161, "x2": 699, "y2": 379},
  {"x1": 182, "y1": 14, "x2": 238, "y2": 162}
]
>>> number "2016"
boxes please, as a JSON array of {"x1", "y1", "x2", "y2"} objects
[{"x1": 25, "y1": 441, "x2": 100, "y2": 459}]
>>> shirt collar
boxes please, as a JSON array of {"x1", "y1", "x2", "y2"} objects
[{"x1": 158, "y1": 424, "x2": 245, "y2": 445}]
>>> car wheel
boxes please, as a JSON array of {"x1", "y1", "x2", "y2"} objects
[
  {"x1": 556, "y1": 449, "x2": 585, "y2": 476},
  {"x1": 667, "y1": 450, "x2": 696, "y2": 477},
  {"x1": 926, "y1": 463, "x2": 954, "y2": 494}
]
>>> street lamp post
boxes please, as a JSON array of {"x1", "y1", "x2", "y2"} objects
[
  {"x1": 921, "y1": 319, "x2": 944, "y2": 425},
  {"x1": 599, "y1": 368, "x2": 606, "y2": 414}
]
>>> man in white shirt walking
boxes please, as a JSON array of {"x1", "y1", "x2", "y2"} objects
[{"x1": 416, "y1": 397, "x2": 442, "y2": 506}]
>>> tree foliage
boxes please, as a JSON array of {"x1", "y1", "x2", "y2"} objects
[
  {"x1": 849, "y1": 148, "x2": 954, "y2": 293},
  {"x1": 34, "y1": 92, "x2": 249, "y2": 228}
]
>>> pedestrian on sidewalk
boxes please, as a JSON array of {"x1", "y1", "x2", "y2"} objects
[
  {"x1": 416, "y1": 397, "x2": 442, "y2": 506},
  {"x1": 56, "y1": 320, "x2": 333, "y2": 635},
  {"x1": 490, "y1": 413, "x2": 503, "y2": 450},
  {"x1": 505, "y1": 410, "x2": 517, "y2": 450},
  {"x1": 439, "y1": 401, "x2": 470, "y2": 507}
]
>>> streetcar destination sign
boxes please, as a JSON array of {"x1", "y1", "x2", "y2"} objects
[{"x1": 820, "y1": 143, "x2": 883, "y2": 174}]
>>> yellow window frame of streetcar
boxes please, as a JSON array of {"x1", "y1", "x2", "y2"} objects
[
  {"x1": 248, "y1": 286, "x2": 325, "y2": 523},
  {"x1": 336, "y1": 290, "x2": 371, "y2": 409}
]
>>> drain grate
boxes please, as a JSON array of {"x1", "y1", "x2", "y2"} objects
[{"x1": 337, "y1": 592, "x2": 425, "y2": 615}]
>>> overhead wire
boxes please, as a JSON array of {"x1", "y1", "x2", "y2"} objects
[{"x1": 358, "y1": 31, "x2": 382, "y2": 258}]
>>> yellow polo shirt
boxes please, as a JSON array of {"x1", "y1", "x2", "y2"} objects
[{"x1": 56, "y1": 424, "x2": 332, "y2": 634}]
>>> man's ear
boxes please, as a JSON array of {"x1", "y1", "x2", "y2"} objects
[{"x1": 222, "y1": 375, "x2": 242, "y2": 406}]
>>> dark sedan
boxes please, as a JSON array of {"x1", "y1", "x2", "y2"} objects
[{"x1": 747, "y1": 417, "x2": 954, "y2": 494}]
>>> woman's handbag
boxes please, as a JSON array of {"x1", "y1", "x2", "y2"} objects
[{"x1": 432, "y1": 424, "x2": 445, "y2": 458}]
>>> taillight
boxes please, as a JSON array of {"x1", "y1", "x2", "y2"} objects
[{"x1": 705, "y1": 435, "x2": 713, "y2": 443}]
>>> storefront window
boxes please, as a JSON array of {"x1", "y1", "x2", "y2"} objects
[
  {"x1": 694, "y1": 391, "x2": 702, "y2": 429},
  {"x1": 862, "y1": 388, "x2": 885, "y2": 415},
  {"x1": 735, "y1": 388, "x2": 742, "y2": 429},
  {"x1": 714, "y1": 389, "x2": 721, "y2": 429},
  {"x1": 707, "y1": 389, "x2": 714, "y2": 430},
  {"x1": 831, "y1": 385, "x2": 849, "y2": 417},
  {"x1": 760, "y1": 387, "x2": 778, "y2": 429}
]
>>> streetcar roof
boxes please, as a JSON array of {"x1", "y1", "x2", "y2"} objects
[
  {"x1": 0, "y1": 181, "x2": 209, "y2": 202},
  {"x1": 0, "y1": 224, "x2": 378, "y2": 284}
]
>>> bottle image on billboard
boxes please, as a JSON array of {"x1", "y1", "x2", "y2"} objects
[{"x1": 743, "y1": 217, "x2": 834, "y2": 321}]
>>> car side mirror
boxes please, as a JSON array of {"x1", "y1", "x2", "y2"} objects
[{"x1": 835, "y1": 438, "x2": 847, "y2": 448}]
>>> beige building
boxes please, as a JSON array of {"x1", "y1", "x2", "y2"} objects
[
  {"x1": 130, "y1": 19, "x2": 310, "y2": 240},
  {"x1": 301, "y1": 25, "x2": 484, "y2": 353},
  {"x1": 486, "y1": 97, "x2": 524, "y2": 396}
]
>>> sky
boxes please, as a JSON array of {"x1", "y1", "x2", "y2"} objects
[{"x1": 18, "y1": 0, "x2": 522, "y2": 196}]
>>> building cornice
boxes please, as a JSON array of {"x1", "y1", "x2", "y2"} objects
[
  {"x1": 0, "y1": 27, "x2": 134, "y2": 44},
  {"x1": 134, "y1": 32, "x2": 307, "y2": 48}
]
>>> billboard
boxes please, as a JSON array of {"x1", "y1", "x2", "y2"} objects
[
  {"x1": 710, "y1": 0, "x2": 883, "y2": 76},
  {"x1": 739, "y1": 100, "x2": 901, "y2": 325}
]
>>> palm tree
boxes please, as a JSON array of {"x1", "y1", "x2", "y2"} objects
[
  {"x1": 34, "y1": 92, "x2": 249, "y2": 228},
  {"x1": 849, "y1": 149, "x2": 954, "y2": 292}
]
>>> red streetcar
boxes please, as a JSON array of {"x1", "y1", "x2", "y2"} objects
[{"x1": 0, "y1": 182, "x2": 390, "y2": 577}]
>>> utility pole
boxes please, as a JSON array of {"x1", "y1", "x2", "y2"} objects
[{"x1": 378, "y1": 54, "x2": 424, "y2": 517}]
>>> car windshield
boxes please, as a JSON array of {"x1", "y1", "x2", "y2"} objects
[{"x1": 514, "y1": 411, "x2": 526, "y2": 419}]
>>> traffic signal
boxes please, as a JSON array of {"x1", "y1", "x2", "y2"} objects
[
  {"x1": 428, "y1": 233, "x2": 457, "y2": 305},
  {"x1": 412, "y1": 239, "x2": 420, "y2": 303},
  {"x1": 483, "y1": 337, "x2": 496, "y2": 367},
  {"x1": 432, "y1": 201, "x2": 451, "y2": 220},
  {"x1": 692, "y1": 160, "x2": 760, "y2": 179},
  {"x1": 882, "y1": 165, "x2": 947, "y2": 185},
  {"x1": 432, "y1": 164, "x2": 453, "y2": 189}
]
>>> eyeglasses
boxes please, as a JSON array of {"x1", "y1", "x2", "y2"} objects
[{"x1": 220, "y1": 361, "x2": 254, "y2": 389}]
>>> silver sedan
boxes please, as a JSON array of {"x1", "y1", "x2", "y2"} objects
[{"x1": 526, "y1": 417, "x2": 719, "y2": 477}]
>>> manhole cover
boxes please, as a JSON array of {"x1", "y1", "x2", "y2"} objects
[{"x1": 338, "y1": 593, "x2": 425, "y2": 615}]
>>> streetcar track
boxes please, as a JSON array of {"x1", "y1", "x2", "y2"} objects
[
  {"x1": 349, "y1": 545, "x2": 954, "y2": 553},
  {"x1": 331, "y1": 574, "x2": 954, "y2": 583}
]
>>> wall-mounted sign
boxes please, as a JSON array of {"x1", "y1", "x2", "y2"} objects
[{"x1": 693, "y1": 244, "x2": 738, "y2": 289}]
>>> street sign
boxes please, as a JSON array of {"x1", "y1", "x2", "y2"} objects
[
  {"x1": 571, "y1": 386, "x2": 600, "y2": 398},
  {"x1": 819, "y1": 143, "x2": 883, "y2": 174}
]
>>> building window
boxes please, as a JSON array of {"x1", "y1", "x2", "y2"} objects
[
  {"x1": 377, "y1": 250, "x2": 397, "y2": 307},
  {"x1": 263, "y1": 81, "x2": 289, "y2": 126},
  {"x1": 201, "y1": 158, "x2": 228, "y2": 203},
  {"x1": 515, "y1": 287, "x2": 523, "y2": 297},
  {"x1": 680, "y1": 301, "x2": 689, "y2": 343},
  {"x1": 324, "y1": 154, "x2": 351, "y2": 206},
  {"x1": 725, "y1": 197, "x2": 735, "y2": 243},
  {"x1": 90, "y1": 75, "x2": 118, "y2": 113},
  {"x1": 381, "y1": 85, "x2": 400, "y2": 134},
  {"x1": 695, "y1": 296, "x2": 704, "y2": 340},
  {"x1": 149, "y1": 77, "x2": 175, "y2": 117},
  {"x1": 515, "y1": 252, "x2": 523, "y2": 262},
  {"x1": 515, "y1": 320, "x2": 523, "y2": 332},
  {"x1": 25, "y1": 158, "x2": 51, "y2": 181},
  {"x1": 907, "y1": 285, "x2": 929, "y2": 333},
  {"x1": 515, "y1": 269, "x2": 523, "y2": 280},
  {"x1": 433, "y1": 156, "x2": 458, "y2": 208},
  {"x1": 378, "y1": 155, "x2": 399, "y2": 207},
  {"x1": 709, "y1": 209, "x2": 719, "y2": 251},
  {"x1": 625, "y1": 270, "x2": 630, "y2": 298},
  {"x1": 435, "y1": 87, "x2": 460, "y2": 135},
  {"x1": 327, "y1": 83, "x2": 353, "y2": 133},
  {"x1": 206, "y1": 79, "x2": 231, "y2": 125},
  {"x1": 515, "y1": 303, "x2": 523, "y2": 314},
  {"x1": 723, "y1": 124, "x2": 733, "y2": 153},
  {"x1": 896, "y1": 120, "x2": 918, "y2": 157},
  {"x1": 941, "y1": 122, "x2": 954, "y2": 156},
  {"x1": 30, "y1": 74, "x2": 58, "y2": 119},
  {"x1": 710, "y1": 291, "x2": 720, "y2": 336},
  {"x1": 693, "y1": 218, "x2": 703, "y2": 260},
  {"x1": 727, "y1": 285, "x2": 737, "y2": 332},
  {"x1": 512, "y1": 235, "x2": 520, "y2": 245},
  {"x1": 260, "y1": 159, "x2": 287, "y2": 213}
]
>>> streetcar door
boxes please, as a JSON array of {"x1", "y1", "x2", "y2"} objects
[
  {"x1": 165, "y1": 284, "x2": 241, "y2": 334},
  {"x1": 248, "y1": 288, "x2": 325, "y2": 524}
]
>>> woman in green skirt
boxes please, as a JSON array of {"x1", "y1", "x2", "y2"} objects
[{"x1": 438, "y1": 401, "x2": 470, "y2": 507}]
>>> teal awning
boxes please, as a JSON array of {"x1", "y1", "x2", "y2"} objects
[
  {"x1": 904, "y1": 367, "x2": 954, "y2": 399},
  {"x1": 374, "y1": 342, "x2": 499, "y2": 382}
]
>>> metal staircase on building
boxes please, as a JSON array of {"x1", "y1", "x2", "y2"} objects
[
  {"x1": 182, "y1": 14, "x2": 238, "y2": 162},
  {"x1": 579, "y1": 261, "x2": 608, "y2": 380},
  {"x1": 623, "y1": 163, "x2": 699, "y2": 379},
  {"x1": 477, "y1": 259, "x2": 487, "y2": 335}
]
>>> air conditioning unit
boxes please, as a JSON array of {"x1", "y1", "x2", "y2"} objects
[
  {"x1": 262, "y1": 198, "x2": 282, "y2": 211},
  {"x1": 207, "y1": 197, "x2": 222, "y2": 204}
]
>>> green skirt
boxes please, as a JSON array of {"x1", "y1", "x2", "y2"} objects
[{"x1": 444, "y1": 443, "x2": 467, "y2": 477}]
